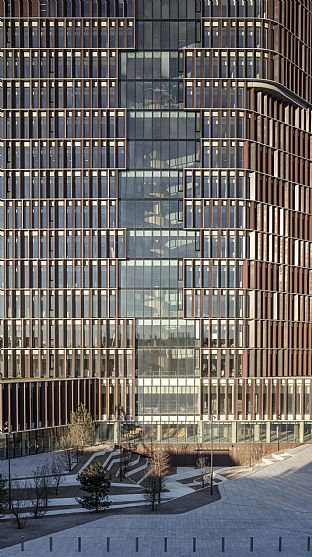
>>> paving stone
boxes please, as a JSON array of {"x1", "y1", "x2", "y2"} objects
[{"x1": 1, "y1": 445, "x2": 312, "y2": 556}]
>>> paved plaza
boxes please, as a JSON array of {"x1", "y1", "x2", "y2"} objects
[{"x1": 1, "y1": 444, "x2": 312, "y2": 556}]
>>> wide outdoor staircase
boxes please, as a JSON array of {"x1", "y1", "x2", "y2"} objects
[
  {"x1": 261, "y1": 451, "x2": 292, "y2": 465},
  {"x1": 214, "y1": 449, "x2": 294, "y2": 482},
  {"x1": 90, "y1": 447, "x2": 149, "y2": 484},
  {"x1": 125, "y1": 455, "x2": 150, "y2": 484}
]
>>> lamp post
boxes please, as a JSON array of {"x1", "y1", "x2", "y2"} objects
[
  {"x1": 119, "y1": 421, "x2": 123, "y2": 482},
  {"x1": 276, "y1": 413, "x2": 281, "y2": 452},
  {"x1": 117, "y1": 408, "x2": 123, "y2": 482},
  {"x1": 249, "y1": 421, "x2": 253, "y2": 468},
  {"x1": 117, "y1": 407, "x2": 131, "y2": 483},
  {"x1": 2, "y1": 421, "x2": 11, "y2": 510},
  {"x1": 249, "y1": 393, "x2": 258, "y2": 468},
  {"x1": 210, "y1": 413, "x2": 216, "y2": 496},
  {"x1": 149, "y1": 428, "x2": 154, "y2": 457}
]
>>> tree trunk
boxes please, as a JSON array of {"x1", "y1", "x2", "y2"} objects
[{"x1": 157, "y1": 477, "x2": 162, "y2": 504}]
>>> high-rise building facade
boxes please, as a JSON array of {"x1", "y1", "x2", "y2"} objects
[{"x1": 1, "y1": 0, "x2": 312, "y2": 457}]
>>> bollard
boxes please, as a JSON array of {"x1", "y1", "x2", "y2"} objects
[
  {"x1": 193, "y1": 537, "x2": 196, "y2": 553},
  {"x1": 49, "y1": 537, "x2": 53, "y2": 552},
  {"x1": 250, "y1": 537, "x2": 254, "y2": 552},
  {"x1": 164, "y1": 537, "x2": 168, "y2": 553},
  {"x1": 135, "y1": 537, "x2": 139, "y2": 552},
  {"x1": 278, "y1": 537, "x2": 282, "y2": 552},
  {"x1": 221, "y1": 537, "x2": 225, "y2": 552},
  {"x1": 21, "y1": 537, "x2": 24, "y2": 552},
  {"x1": 308, "y1": 537, "x2": 311, "y2": 552},
  {"x1": 78, "y1": 537, "x2": 82, "y2": 553},
  {"x1": 107, "y1": 537, "x2": 110, "y2": 553}
]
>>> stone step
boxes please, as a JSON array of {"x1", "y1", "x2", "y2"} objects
[
  {"x1": 126, "y1": 458, "x2": 149, "y2": 484},
  {"x1": 127, "y1": 454, "x2": 141, "y2": 468},
  {"x1": 262, "y1": 457, "x2": 273, "y2": 464},
  {"x1": 126, "y1": 461, "x2": 148, "y2": 477},
  {"x1": 213, "y1": 472, "x2": 228, "y2": 482},
  {"x1": 137, "y1": 467, "x2": 151, "y2": 485},
  {"x1": 271, "y1": 453, "x2": 286, "y2": 461}
]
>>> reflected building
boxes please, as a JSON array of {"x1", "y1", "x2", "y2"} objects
[{"x1": 1, "y1": 0, "x2": 312, "y2": 456}]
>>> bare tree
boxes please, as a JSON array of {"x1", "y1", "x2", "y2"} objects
[
  {"x1": 30, "y1": 463, "x2": 52, "y2": 518},
  {"x1": 57, "y1": 433, "x2": 76, "y2": 473},
  {"x1": 143, "y1": 474, "x2": 158, "y2": 511},
  {"x1": 236, "y1": 443, "x2": 264, "y2": 467},
  {"x1": 0, "y1": 473, "x2": 8, "y2": 517},
  {"x1": 11, "y1": 481, "x2": 29, "y2": 529},
  {"x1": 41, "y1": 464, "x2": 53, "y2": 508},
  {"x1": 149, "y1": 448, "x2": 171, "y2": 504},
  {"x1": 196, "y1": 457, "x2": 209, "y2": 488},
  {"x1": 49, "y1": 456, "x2": 64, "y2": 496},
  {"x1": 121, "y1": 448, "x2": 132, "y2": 477}
]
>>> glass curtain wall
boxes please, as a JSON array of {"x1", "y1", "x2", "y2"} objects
[{"x1": 119, "y1": 0, "x2": 202, "y2": 443}]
